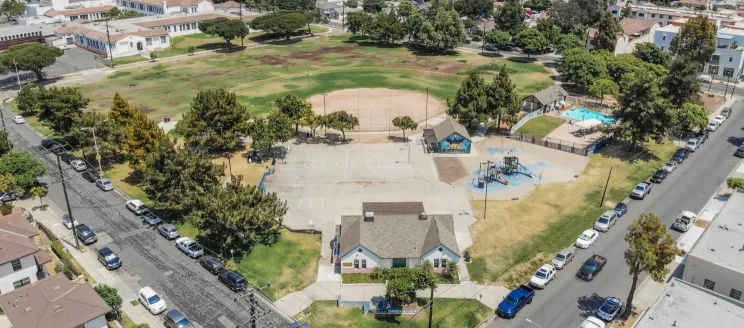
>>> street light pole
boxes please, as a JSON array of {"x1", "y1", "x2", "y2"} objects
[
  {"x1": 482, "y1": 160, "x2": 493, "y2": 221},
  {"x1": 85, "y1": 119, "x2": 108, "y2": 175},
  {"x1": 525, "y1": 318, "x2": 545, "y2": 328},
  {"x1": 12, "y1": 59, "x2": 21, "y2": 92},
  {"x1": 56, "y1": 148, "x2": 79, "y2": 249},
  {"x1": 322, "y1": 93, "x2": 329, "y2": 134},
  {"x1": 425, "y1": 87, "x2": 429, "y2": 127}
]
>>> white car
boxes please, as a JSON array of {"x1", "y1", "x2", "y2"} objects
[
  {"x1": 596, "y1": 297, "x2": 624, "y2": 322},
  {"x1": 175, "y1": 237, "x2": 204, "y2": 258},
  {"x1": 685, "y1": 138, "x2": 699, "y2": 152},
  {"x1": 707, "y1": 121, "x2": 719, "y2": 131},
  {"x1": 138, "y1": 286, "x2": 167, "y2": 315},
  {"x1": 713, "y1": 114, "x2": 726, "y2": 125},
  {"x1": 125, "y1": 199, "x2": 147, "y2": 215},
  {"x1": 662, "y1": 161, "x2": 678, "y2": 173},
  {"x1": 62, "y1": 214, "x2": 79, "y2": 229},
  {"x1": 672, "y1": 210, "x2": 697, "y2": 232},
  {"x1": 11, "y1": 116, "x2": 25, "y2": 124},
  {"x1": 579, "y1": 316, "x2": 606, "y2": 328},
  {"x1": 575, "y1": 229, "x2": 599, "y2": 249},
  {"x1": 529, "y1": 264, "x2": 556, "y2": 289},
  {"x1": 70, "y1": 159, "x2": 86, "y2": 172}
]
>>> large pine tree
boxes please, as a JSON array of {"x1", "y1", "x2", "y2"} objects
[
  {"x1": 177, "y1": 89, "x2": 250, "y2": 151},
  {"x1": 448, "y1": 71, "x2": 488, "y2": 125}
]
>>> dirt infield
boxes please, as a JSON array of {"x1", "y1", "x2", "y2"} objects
[
  {"x1": 307, "y1": 88, "x2": 447, "y2": 132},
  {"x1": 433, "y1": 157, "x2": 468, "y2": 185}
]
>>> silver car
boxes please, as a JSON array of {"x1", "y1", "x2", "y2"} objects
[
  {"x1": 158, "y1": 224, "x2": 180, "y2": 240},
  {"x1": 551, "y1": 247, "x2": 575, "y2": 270},
  {"x1": 662, "y1": 161, "x2": 678, "y2": 173},
  {"x1": 95, "y1": 178, "x2": 114, "y2": 191},
  {"x1": 593, "y1": 210, "x2": 617, "y2": 232}
]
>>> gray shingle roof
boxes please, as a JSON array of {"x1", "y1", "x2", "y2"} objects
[
  {"x1": 431, "y1": 117, "x2": 471, "y2": 143},
  {"x1": 362, "y1": 202, "x2": 424, "y2": 216},
  {"x1": 527, "y1": 85, "x2": 568, "y2": 106},
  {"x1": 340, "y1": 212, "x2": 460, "y2": 259}
]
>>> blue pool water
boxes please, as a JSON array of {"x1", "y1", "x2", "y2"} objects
[{"x1": 561, "y1": 108, "x2": 616, "y2": 125}]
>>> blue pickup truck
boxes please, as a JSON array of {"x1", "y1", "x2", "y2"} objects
[{"x1": 496, "y1": 285, "x2": 535, "y2": 318}]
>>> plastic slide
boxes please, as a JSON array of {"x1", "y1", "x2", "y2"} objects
[
  {"x1": 518, "y1": 163, "x2": 534, "y2": 178},
  {"x1": 497, "y1": 171, "x2": 510, "y2": 185}
]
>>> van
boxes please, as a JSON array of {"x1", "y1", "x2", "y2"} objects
[
  {"x1": 698, "y1": 74, "x2": 712, "y2": 83},
  {"x1": 593, "y1": 210, "x2": 618, "y2": 232}
]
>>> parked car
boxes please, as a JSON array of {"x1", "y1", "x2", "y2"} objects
[
  {"x1": 613, "y1": 203, "x2": 627, "y2": 217},
  {"x1": 551, "y1": 247, "x2": 576, "y2": 270},
  {"x1": 40, "y1": 139, "x2": 57, "y2": 150},
  {"x1": 578, "y1": 316, "x2": 606, "y2": 328},
  {"x1": 164, "y1": 309, "x2": 195, "y2": 328},
  {"x1": 82, "y1": 170, "x2": 100, "y2": 182},
  {"x1": 736, "y1": 144, "x2": 744, "y2": 158},
  {"x1": 70, "y1": 159, "x2": 86, "y2": 172},
  {"x1": 142, "y1": 212, "x2": 162, "y2": 226},
  {"x1": 62, "y1": 214, "x2": 79, "y2": 229},
  {"x1": 576, "y1": 255, "x2": 607, "y2": 281},
  {"x1": 697, "y1": 74, "x2": 712, "y2": 83},
  {"x1": 696, "y1": 130, "x2": 709, "y2": 143},
  {"x1": 0, "y1": 191, "x2": 19, "y2": 202},
  {"x1": 721, "y1": 107, "x2": 732, "y2": 118},
  {"x1": 139, "y1": 287, "x2": 167, "y2": 315},
  {"x1": 97, "y1": 247, "x2": 122, "y2": 270},
  {"x1": 575, "y1": 229, "x2": 599, "y2": 249},
  {"x1": 596, "y1": 297, "x2": 624, "y2": 322},
  {"x1": 496, "y1": 285, "x2": 535, "y2": 318},
  {"x1": 158, "y1": 224, "x2": 180, "y2": 240},
  {"x1": 126, "y1": 199, "x2": 147, "y2": 215},
  {"x1": 650, "y1": 170, "x2": 667, "y2": 183},
  {"x1": 529, "y1": 264, "x2": 556, "y2": 289},
  {"x1": 175, "y1": 237, "x2": 204, "y2": 258},
  {"x1": 75, "y1": 224, "x2": 97, "y2": 245},
  {"x1": 12, "y1": 116, "x2": 25, "y2": 124},
  {"x1": 288, "y1": 323, "x2": 311, "y2": 328},
  {"x1": 630, "y1": 182, "x2": 651, "y2": 199},
  {"x1": 593, "y1": 211, "x2": 618, "y2": 232},
  {"x1": 199, "y1": 256, "x2": 224, "y2": 274},
  {"x1": 707, "y1": 121, "x2": 719, "y2": 131},
  {"x1": 95, "y1": 178, "x2": 114, "y2": 191},
  {"x1": 662, "y1": 161, "x2": 678, "y2": 173},
  {"x1": 671, "y1": 149, "x2": 689, "y2": 163},
  {"x1": 218, "y1": 269, "x2": 248, "y2": 292},
  {"x1": 713, "y1": 114, "x2": 726, "y2": 125},
  {"x1": 60, "y1": 153, "x2": 76, "y2": 164},
  {"x1": 672, "y1": 210, "x2": 697, "y2": 232},
  {"x1": 685, "y1": 138, "x2": 700, "y2": 152}
]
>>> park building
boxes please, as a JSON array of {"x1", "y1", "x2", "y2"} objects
[
  {"x1": 423, "y1": 117, "x2": 472, "y2": 154},
  {"x1": 20, "y1": 0, "x2": 216, "y2": 25}
]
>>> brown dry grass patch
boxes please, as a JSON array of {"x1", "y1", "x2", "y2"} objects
[
  {"x1": 694, "y1": 219, "x2": 710, "y2": 228},
  {"x1": 433, "y1": 157, "x2": 467, "y2": 184}
]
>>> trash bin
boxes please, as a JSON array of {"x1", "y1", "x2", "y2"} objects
[
  {"x1": 164, "y1": 117, "x2": 171, "y2": 122},
  {"x1": 477, "y1": 178, "x2": 485, "y2": 188}
]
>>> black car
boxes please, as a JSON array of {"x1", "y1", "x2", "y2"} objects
[
  {"x1": 40, "y1": 139, "x2": 57, "y2": 150},
  {"x1": 60, "y1": 153, "x2": 76, "y2": 164},
  {"x1": 97, "y1": 247, "x2": 122, "y2": 270},
  {"x1": 218, "y1": 270, "x2": 248, "y2": 292},
  {"x1": 75, "y1": 224, "x2": 97, "y2": 245},
  {"x1": 199, "y1": 256, "x2": 224, "y2": 274},
  {"x1": 650, "y1": 170, "x2": 667, "y2": 183},
  {"x1": 671, "y1": 149, "x2": 689, "y2": 163},
  {"x1": 81, "y1": 170, "x2": 100, "y2": 182},
  {"x1": 696, "y1": 130, "x2": 709, "y2": 144},
  {"x1": 576, "y1": 255, "x2": 607, "y2": 281}
]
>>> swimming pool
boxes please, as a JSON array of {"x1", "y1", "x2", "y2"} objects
[{"x1": 561, "y1": 108, "x2": 616, "y2": 125}]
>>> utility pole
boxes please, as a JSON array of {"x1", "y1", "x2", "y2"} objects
[
  {"x1": 323, "y1": 93, "x2": 329, "y2": 134},
  {"x1": 599, "y1": 167, "x2": 613, "y2": 207},
  {"x1": 427, "y1": 285, "x2": 435, "y2": 328},
  {"x1": 239, "y1": 0, "x2": 244, "y2": 46},
  {"x1": 724, "y1": 75, "x2": 731, "y2": 97},
  {"x1": 86, "y1": 119, "x2": 108, "y2": 175},
  {"x1": 482, "y1": 160, "x2": 493, "y2": 221},
  {"x1": 105, "y1": 18, "x2": 115, "y2": 68},
  {"x1": 56, "y1": 148, "x2": 79, "y2": 249},
  {"x1": 12, "y1": 59, "x2": 21, "y2": 92},
  {"x1": 249, "y1": 290, "x2": 256, "y2": 328},
  {"x1": 425, "y1": 87, "x2": 429, "y2": 127}
]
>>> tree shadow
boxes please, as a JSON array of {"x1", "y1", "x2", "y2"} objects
[
  {"x1": 593, "y1": 139, "x2": 661, "y2": 163},
  {"x1": 387, "y1": 135, "x2": 408, "y2": 143},
  {"x1": 576, "y1": 293, "x2": 605, "y2": 319},
  {"x1": 406, "y1": 43, "x2": 461, "y2": 57},
  {"x1": 506, "y1": 56, "x2": 538, "y2": 64},
  {"x1": 292, "y1": 132, "x2": 354, "y2": 146}
]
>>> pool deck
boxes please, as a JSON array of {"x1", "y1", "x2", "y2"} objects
[
  {"x1": 560, "y1": 107, "x2": 616, "y2": 125},
  {"x1": 543, "y1": 109, "x2": 607, "y2": 148}
]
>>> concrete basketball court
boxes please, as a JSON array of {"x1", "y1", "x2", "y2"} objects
[{"x1": 306, "y1": 88, "x2": 447, "y2": 132}]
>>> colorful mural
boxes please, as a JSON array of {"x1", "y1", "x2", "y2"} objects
[{"x1": 439, "y1": 134, "x2": 471, "y2": 153}]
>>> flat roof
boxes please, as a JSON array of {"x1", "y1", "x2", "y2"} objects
[
  {"x1": 635, "y1": 278, "x2": 744, "y2": 328},
  {"x1": 688, "y1": 188, "x2": 744, "y2": 274},
  {"x1": 657, "y1": 24, "x2": 681, "y2": 32}
]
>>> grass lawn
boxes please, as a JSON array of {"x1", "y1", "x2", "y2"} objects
[
  {"x1": 80, "y1": 34, "x2": 553, "y2": 119},
  {"x1": 514, "y1": 115, "x2": 566, "y2": 139},
  {"x1": 112, "y1": 55, "x2": 149, "y2": 66},
  {"x1": 298, "y1": 298, "x2": 490, "y2": 328},
  {"x1": 466, "y1": 140, "x2": 678, "y2": 287},
  {"x1": 104, "y1": 163, "x2": 151, "y2": 203}
]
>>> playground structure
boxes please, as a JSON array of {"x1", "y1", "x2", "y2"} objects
[{"x1": 475, "y1": 156, "x2": 534, "y2": 188}]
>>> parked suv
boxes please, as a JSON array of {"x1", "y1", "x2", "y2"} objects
[
  {"x1": 164, "y1": 309, "x2": 195, "y2": 328},
  {"x1": 696, "y1": 130, "x2": 709, "y2": 143},
  {"x1": 199, "y1": 256, "x2": 224, "y2": 274},
  {"x1": 126, "y1": 199, "x2": 147, "y2": 215},
  {"x1": 593, "y1": 211, "x2": 617, "y2": 232},
  {"x1": 157, "y1": 224, "x2": 180, "y2": 239},
  {"x1": 736, "y1": 144, "x2": 744, "y2": 158},
  {"x1": 70, "y1": 159, "x2": 86, "y2": 172},
  {"x1": 218, "y1": 270, "x2": 248, "y2": 292},
  {"x1": 60, "y1": 153, "x2": 76, "y2": 164}
]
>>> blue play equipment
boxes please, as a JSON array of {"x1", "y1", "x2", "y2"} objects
[
  {"x1": 258, "y1": 167, "x2": 274, "y2": 193},
  {"x1": 475, "y1": 156, "x2": 533, "y2": 188}
]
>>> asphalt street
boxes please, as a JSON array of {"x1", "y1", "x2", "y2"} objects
[
  {"x1": 486, "y1": 100, "x2": 744, "y2": 328},
  {"x1": 1, "y1": 106, "x2": 292, "y2": 328}
]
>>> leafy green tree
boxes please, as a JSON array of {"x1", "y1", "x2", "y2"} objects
[
  {"x1": 486, "y1": 65, "x2": 520, "y2": 128},
  {"x1": 372, "y1": 8, "x2": 405, "y2": 43},
  {"x1": 575, "y1": 0, "x2": 606, "y2": 24},
  {"x1": 494, "y1": 0, "x2": 525, "y2": 36},
  {"x1": 178, "y1": 89, "x2": 251, "y2": 151},
  {"x1": 536, "y1": 19, "x2": 560, "y2": 46},
  {"x1": 0, "y1": 0, "x2": 25, "y2": 21},
  {"x1": 37, "y1": 86, "x2": 89, "y2": 134},
  {"x1": 447, "y1": 71, "x2": 488, "y2": 125},
  {"x1": 275, "y1": 93, "x2": 313, "y2": 135},
  {"x1": 663, "y1": 57, "x2": 701, "y2": 107},
  {"x1": 300, "y1": 113, "x2": 324, "y2": 138},
  {"x1": 624, "y1": 213, "x2": 678, "y2": 317},
  {"x1": 588, "y1": 78, "x2": 619, "y2": 108},
  {"x1": 445, "y1": 259, "x2": 459, "y2": 278},
  {"x1": 68, "y1": 111, "x2": 118, "y2": 159},
  {"x1": 398, "y1": 0, "x2": 415, "y2": 18},
  {"x1": 0, "y1": 43, "x2": 62, "y2": 81},
  {"x1": 454, "y1": 0, "x2": 493, "y2": 18},
  {"x1": 549, "y1": 1, "x2": 585, "y2": 33},
  {"x1": 250, "y1": 11, "x2": 306, "y2": 40},
  {"x1": 107, "y1": 93, "x2": 138, "y2": 156},
  {"x1": 301, "y1": 10, "x2": 326, "y2": 36},
  {"x1": 0, "y1": 131, "x2": 11, "y2": 157},
  {"x1": 122, "y1": 105, "x2": 168, "y2": 172},
  {"x1": 347, "y1": 12, "x2": 373, "y2": 35},
  {"x1": 109, "y1": 7, "x2": 122, "y2": 17},
  {"x1": 633, "y1": 42, "x2": 670, "y2": 66},
  {"x1": 516, "y1": 28, "x2": 548, "y2": 58},
  {"x1": 670, "y1": 15, "x2": 717, "y2": 65},
  {"x1": 198, "y1": 17, "x2": 250, "y2": 45},
  {"x1": 248, "y1": 110, "x2": 293, "y2": 154},
  {"x1": 554, "y1": 33, "x2": 584, "y2": 54},
  {"x1": 325, "y1": 111, "x2": 359, "y2": 141},
  {"x1": 0, "y1": 151, "x2": 46, "y2": 189},
  {"x1": 17, "y1": 83, "x2": 40, "y2": 115},
  {"x1": 621, "y1": 6, "x2": 632, "y2": 18},
  {"x1": 29, "y1": 185, "x2": 48, "y2": 208},
  {"x1": 0, "y1": 174, "x2": 19, "y2": 194},
  {"x1": 614, "y1": 71, "x2": 673, "y2": 149},
  {"x1": 188, "y1": 45, "x2": 196, "y2": 55},
  {"x1": 149, "y1": 51, "x2": 158, "y2": 62},
  {"x1": 592, "y1": 11, "x2": 621, "y2": 52},
  {"x1": 484, "y1": 30, "x2": 511, "y2": 54},
  {"x1": 419, "y1": 3, "x2": 467, "y2": 52},
  {"x1": 346, "y1": 0, "x2": 359, "y2": 8},
  {"x1": 557, "y1": 48, "x2": 608, "y2": 88},
  {"x1": 275, "y1": 0, "x2": 315, "y2": 10},
  {"x1": 362, "y1": 0, "x2": 384, "y2": 13},
  {"x1": 674, "y1": 103, "x2": 709, "y2": 132},
  {"x1": 392, "y1": 116, "x2": 418, "y2": 138},
  {"x1": 94, "y1": 284, "x2": 123, "y2": 320},
  {"x1": 405, "y1": 10, "x2": 426, "y2": 41}
]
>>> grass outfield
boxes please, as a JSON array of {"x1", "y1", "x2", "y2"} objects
[
  {"x1": 80, "y1": 35, "x2": 554, "y2": 119},
  {"x1": 466, "y1": 140, "x2": 678, "y2": 287},
  {"x1": 514, "y1": 115, "x2": 566, "y2": 139}
]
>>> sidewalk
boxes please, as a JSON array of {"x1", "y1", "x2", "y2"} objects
[{"x1": 16, "y1": 198, "x2": 165, "y2": 328}]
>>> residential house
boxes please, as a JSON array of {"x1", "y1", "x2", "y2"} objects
[
  {"x1": 609, "y1": 2, "x2": 743, "y2": 27},
  {"x1": 52, "y1": 23, "x2": 169, "y2": 57},
  {"x1": 682, "y1": 189, "x2": 744, "y2": 301},
  {"x1": 587, "y1": 17, "x2": 659, "y2": 54},
  {"x1": 336, "y1": 202, "x2": 461, "y2": 273},
  {"x1": 423, "y1": 117, "x2": 472, "y2": 154},
  {"x1": 471, "y1": 16, "x2": 495, "y2": 35},
  {"x1": 522, "y1": 85, "x2": 568, "y2": 114},
  {"x1": 0, "y1": 210, "x2": 52, "y2": 294},
  {"x1": 116, "y1": 0, "x2": 215, "y2": 16},
  {"x1": 132, "y1": 13, "x2": 228, "y2": 36},
  {"x1": 0, "y1": 24, "x2": 55, "y2": 50},
  {"x1": 0, "y1": 274, "x2": 111, "y2": 328}
]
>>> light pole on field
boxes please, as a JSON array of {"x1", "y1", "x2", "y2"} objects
[
  {"x1": 322, "y1": 93, "x2": 330, "y2": 134},
  {"x1": 83, "y1": 119, "x2": 108, "y2": 175}
]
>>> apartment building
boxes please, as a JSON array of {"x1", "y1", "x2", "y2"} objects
[
  {"x1": 610, "y1": 1, "x2": 742, "y2": 27},
  {"x1": 0, "y1": 210, "x2": 52, "y2": 294}
]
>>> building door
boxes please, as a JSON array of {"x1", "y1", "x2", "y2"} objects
[
  {"x1": 136, "y1": 42, "x2": 143, "y2": 50},
  {"x1": 392, "y1": 258, "x2": 406, "y2": 268}
]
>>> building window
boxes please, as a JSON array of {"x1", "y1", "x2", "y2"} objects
[
  {"x1": 11, "y1": 259, "x2": 22, "y2": 271},
  {"x1": 730, "y1": 57, "x2": 734, "y2": 62},
  {"x1": 13, "y1": 277, "x2": 30, "y2": 289},
  {"x1": 361, "y1": 259, "x2": 366, "y2": 269},
  {"x1": 433, "y1": 259, "x2": 439, "y2": 268},
  {"x1": 353, "y1": 259, "x2": 359, "y2": 268},
  {"x1": 160, "y1": 35, "x2": 167, "y2": 43},
  {"x1": 731, "y1": 289, "x2": 742, "y2": 300},
  {"x1": 703, "y1": 279, "x2": 716, "y2": 290},
  {"x1": 638, "y1": 13, "x2": 645, "y2": 18},
  {"x1": 708, "y1": 65, "x2": 720, "y2": 75},
  {"x1": 611, "y1": 10, "x2": 617, "y2": 14},
  {"x1": 441, "y1": 258, "x2": 447, "y2": 268},
  {"x1": 191, "y1": 6, "x2": 197, "y2": 13},
  {"x1": 662, "y1": 35, "x2": 666, "y2": 41},
  {"x1": 191, "y1": 23, "x2": 196, "y2": 29},
  {"x1": 659, "y1": 15, "x2": 665, "y2": 19},
  {"x1": 146, "y1": 38, "x2": 152, "y2": 46},
  {"x1": 724, "y1": 67, "x2": 734, "y2": 77},
  {"x1": 651, "y1": 14, "x2": 656, "y2": 18}
]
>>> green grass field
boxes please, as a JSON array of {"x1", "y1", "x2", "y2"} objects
[
  {"x1": 514, "y1": 115, "x2": 566, "y2": 139},
  {"x1": 298, "y1": 299, "x2": 490, "y2": 328}
]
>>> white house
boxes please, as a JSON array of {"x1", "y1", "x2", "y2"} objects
[
  {"x1": 132, "y1": 13, "x2": 227, "y2": 36},
  {"x1": 53, "y1": 23, "x2": 169, "y2": 57},
  {"x1": 0, "y1": 274, "x2": 111, "y2": 328},
  {"x1": 609, "y1": 2, "x2": 743, "y2": 27},
  {"x1": 336, "y1": 202, "x2": 460, "y2": 274},
  {"x1": 587, "y1": 17, "x2": 659, "y2": 54},
  {"x1": 116, "y1": 0, "x2": 214, "y2": 16},
  {"x1": 655, "y1": 21, "x2": 744, "y2": 78},
  {"x1": 0, "y1": 210, "x2": 51, "y2": 294}
]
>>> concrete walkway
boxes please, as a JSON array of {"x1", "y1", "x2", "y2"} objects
[{"x1": 16, "y1": 198, "x2": 166, "y2": 328}]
